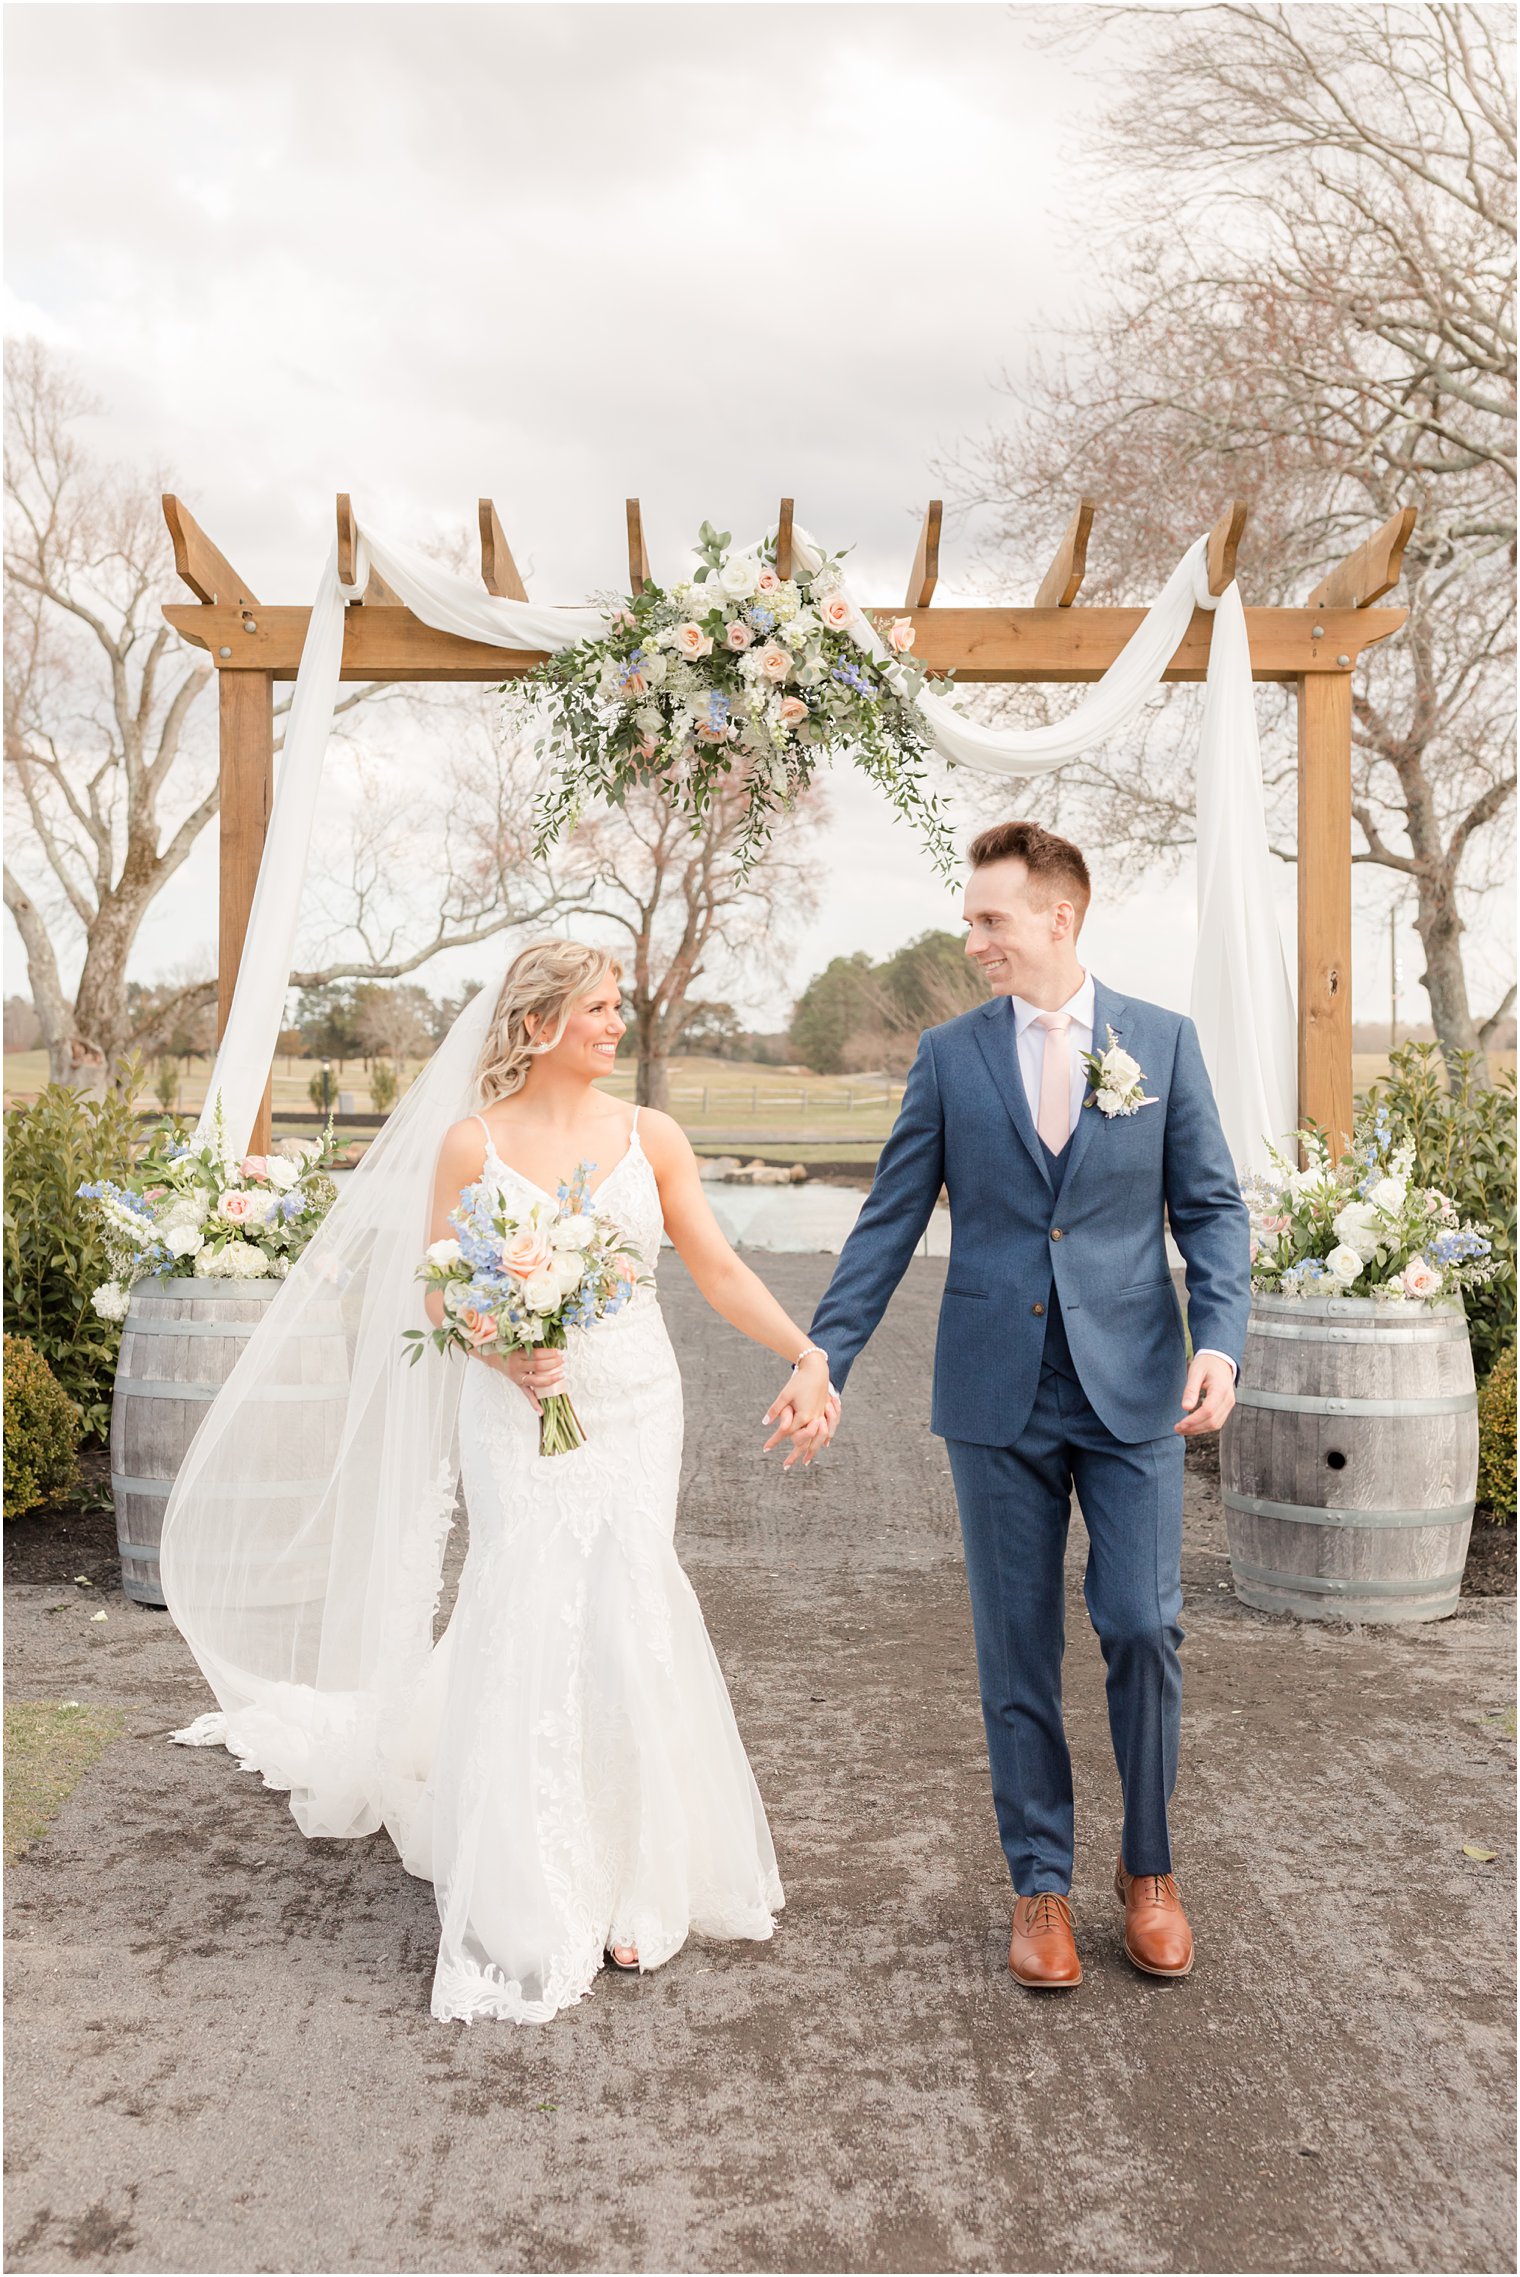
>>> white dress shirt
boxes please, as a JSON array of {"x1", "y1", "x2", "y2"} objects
[{"x1": 1009, "y1": 969, "x2": 1237, "y2": 1380}]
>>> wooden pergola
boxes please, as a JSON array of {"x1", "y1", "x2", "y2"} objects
[{"x1": 161, "y1": 492, "x2": 1416, "y2": 1157}]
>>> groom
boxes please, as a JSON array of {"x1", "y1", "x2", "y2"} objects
[{"x1": 770, "y1": 821, "x2": 1250, "y2": 1988}]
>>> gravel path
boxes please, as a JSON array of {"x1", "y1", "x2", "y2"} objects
[{"x1": 5, "y1": 1254, "x2": 1514, "y2": 2275}]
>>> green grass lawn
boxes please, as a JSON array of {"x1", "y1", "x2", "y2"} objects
[{"x1": 4, "y1": 1700, "x2": 127, "y2": 1862}]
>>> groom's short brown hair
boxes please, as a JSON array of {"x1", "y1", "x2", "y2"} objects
[{"x1": 968, "y1": 820, "x2": 1091, "y2": 921}]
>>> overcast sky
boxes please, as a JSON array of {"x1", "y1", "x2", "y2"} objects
[{"x1": 5, "y1": 0, "x2": 1493, "y2": 1031}]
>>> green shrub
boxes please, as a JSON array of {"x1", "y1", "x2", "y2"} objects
[
  {"x1": 3, "y1": 1337, "x2": 82, "y2": 1520},
  {"x1": 1365, "y1": 1044, "x2": 1517, "y2": 1379},
  {"x1": 1476, "y1": 1346, "x2": 1516, "y2": 1525},
  {"x1": 307, "y1": 1067, "x2": 333, "y2": 1113},
  {"x1": 3, "y1": 1074, "x2": 144, "y2": 1441},
  {"x1": 152, "y1": 1055, "x2": 179, "y2": 1113},
  {"x1": 369, "y1": 1059, "x2": 398, "y2": 1113}
]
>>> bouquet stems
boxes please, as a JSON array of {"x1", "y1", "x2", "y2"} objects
[{"x1": 539, "y1": 1389, "x2": 587, "y2": 1459}]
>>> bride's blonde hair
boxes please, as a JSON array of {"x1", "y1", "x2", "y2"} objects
[{"x1": 473, "y1": 939, "x2": 623, "y2": 1106}]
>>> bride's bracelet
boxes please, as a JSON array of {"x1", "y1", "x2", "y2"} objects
[{"x1": 792, "y1": 1343, "x2": 840, "y2": 1405}]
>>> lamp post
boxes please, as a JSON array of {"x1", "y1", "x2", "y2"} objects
[{"x1": 321, "y1": 1057, "x2": 332, "y2": 1115}]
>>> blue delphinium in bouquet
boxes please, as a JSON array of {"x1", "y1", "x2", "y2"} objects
[{"x1": 406, "y1": 1161, "x2": 650, "y2": 1456}]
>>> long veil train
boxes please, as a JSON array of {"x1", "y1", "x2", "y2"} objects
[{"x1": 160, "y1": 966, "x2": 504, "y2": 1849}]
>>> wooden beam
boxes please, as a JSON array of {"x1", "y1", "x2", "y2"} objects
[
  {"x1": 1297, "y1": 672, "x2": 1355, "y2": 1157},
  {"x1": 1034, "y1": 500, "x2": 1096, "y2": 609},
  {"x1": 165, "y1": 600, "x2": 1408, "y2": 685},
  {"x1": 905, "y1": 501, "x2": 942, "y2": 608},
  {"x1": 478, "y1": 498, "x2": 528, "y2": 601},
  {"x1": 1206, "y1": 501, "x2": 1249, "y2": 596},
  {"x1": 774, "y1": 498, "x2": 794, "y2": 582},
  {"x1": 217, "y1": 672, "x2": 275, "y2": 1153},
  {"x1": 161, "y1": 496, "x2": 259, "y2": 610},
  {"x1": 1308, "y1": 506, "x2": 1418, "y2": 610},
  {"x1": 335, "y1": 492, "x2": 361, "y2": 587},
  {"x1": 625, "y1": 499, "x2": 651, "y2": 597}
]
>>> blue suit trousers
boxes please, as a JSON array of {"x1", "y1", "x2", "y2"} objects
[{"x1": 945, "y1": 1282, "x2": 1185, "y2": 1895}]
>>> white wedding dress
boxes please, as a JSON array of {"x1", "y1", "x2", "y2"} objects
[{"x1": 401, "y1": 1109, "x2": 784, "y2": 2024}]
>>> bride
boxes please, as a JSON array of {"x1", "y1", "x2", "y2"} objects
[{"x1": 161, "y1": 939, "x2": 836, "y2": 2025}]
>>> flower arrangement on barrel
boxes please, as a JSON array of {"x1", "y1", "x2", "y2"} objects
[
  {"x1": 1244, "y1": 1099, "x2": 1498, "y2": 1306},
  {"x1": 76, "y1": 1100, "x2": 341, "y2": 1320},
  {"x1": 514, "y1": 521, "x2": 958, "y2": 874},
  {"x1": 405, "y1": 1160, "x2": 650, "y2": 1456}
]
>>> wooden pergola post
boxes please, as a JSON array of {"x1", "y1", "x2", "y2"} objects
[
  {"x1": 216, "y1": 674, "x2": 276, "y2": 1152},
  {"x1": 162, "y1": 492, "x2": 1415, "y2": 1164}
]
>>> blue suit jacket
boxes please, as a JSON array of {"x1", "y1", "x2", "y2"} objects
[{"x1": 808, "y1": 982, "x2": 1252, "y2": 1447}]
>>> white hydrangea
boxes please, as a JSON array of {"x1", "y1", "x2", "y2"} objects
[
  {"x1": 91, "y1": 1281, "x2": 131, "y2": 1322},
  {"x1": 553, "y1": 1214, "x2": 597, "y2": 1250},
  {"x1": 1330, "y1": 1202, "x2": 1382, "y2": 1261}
]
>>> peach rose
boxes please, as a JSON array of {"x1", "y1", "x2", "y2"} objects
[
  {"x1": 778, "y1": 696, "x2": 809, "y2": 728},
  {"x1": 755, "y1": 566, "x2": 781, "y2": 595},
  {"x1": 240, "y1": 1156, "x2": 270, "y2": 1182},
  {"x1": 1401, "y1": 1256, "x2": 1443, "y2": 1300},
  {"x1": 614, "y1": 1254, "x2": 639, "y2": 1282},
  {"x1": 672, "y1": 622, "x2": 713, "y2": 660},
  {"x1": 458, "y1": 1305, "x2": 498, "y2": 1345},
  {"x1": 820, "y1": 593, "x2": 854, "y2": 630},
  {"x1": 500, "y1": 1230, "x2": 556, "y2": 1282},
  {"x1": 217, "y1": 1191, "x2": 259, "y2": 1224},
  {"x1": 725, "y1": 620, "x2": 754, "y2": 651},
  {"x1": 887, "y1": 616, "x2": 915, "y2": 654},
  {"x1": 757, "y1": 642, "x2": 792, "y2": 682}
]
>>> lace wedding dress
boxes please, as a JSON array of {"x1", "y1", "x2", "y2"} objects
[{"x1": 400, "y1": 1110, "x2": 784, "y2": 2023}]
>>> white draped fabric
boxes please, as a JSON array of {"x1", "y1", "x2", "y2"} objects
[{"x1": 193, "y1": 510, "x2": 1296, "y2": 1172}]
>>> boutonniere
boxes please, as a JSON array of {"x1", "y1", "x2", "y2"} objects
[{"x1": 1081, "y1": 1027, "x2": 1159, "y2": 1117}]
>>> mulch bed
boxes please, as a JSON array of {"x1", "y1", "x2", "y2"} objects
[{"x1": 5, "y1": 1449, "x2": 122, "y2": 1594}]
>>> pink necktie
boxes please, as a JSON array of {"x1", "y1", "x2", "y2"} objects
[{"x1": 1034, "y1": 1012, "x2": 1074, "y2": 1152}]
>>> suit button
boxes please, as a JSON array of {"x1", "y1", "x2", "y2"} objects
[
  {"x1": 1051, "y1": 1228, "x2": 1064, "y2": 1240},
  {"x1": 1032, "y1": 1302, "x2": 1045, "y2": 1317}
]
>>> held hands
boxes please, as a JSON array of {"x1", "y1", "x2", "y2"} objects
[
  {"x1": 763, "y1": 1351, "x2": 841, "y2": 1471},
  {"x1": 1174, "y1": 1352, "x2": 1236, "y2": 1437}
]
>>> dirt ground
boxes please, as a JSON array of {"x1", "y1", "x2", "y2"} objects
[{"x1": 4, "y1": 1255, "x2": 1515, "y2": 2276}]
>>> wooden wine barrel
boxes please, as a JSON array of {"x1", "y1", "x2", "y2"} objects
[
  {"x1": 109, "y1": 1277, "x2": 345, "y2": 1607},
  {"x1": 1221, "y1": 1292, "x2": 1478, "y2": 1625}
]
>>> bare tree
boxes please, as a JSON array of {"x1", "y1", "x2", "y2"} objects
[
  {"x1": 4, "y1": 339, "x2": 593, "y2": 1088},
  {"x1": 578, "y1": 784, "x2": 824, "y2": 1109},
  {"x1": 947, "y1": 3, "x2": 1515, "y2": 1072}
]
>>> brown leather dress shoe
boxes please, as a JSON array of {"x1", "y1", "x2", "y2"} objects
[
  {"x1": 1008, "y1": 1892, "x2": 1082, "y2": 1988},
  {"x1": 1114, "y1": 1857, "x2": 1194, "y2": 1977}
]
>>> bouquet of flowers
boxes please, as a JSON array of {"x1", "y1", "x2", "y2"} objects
[
  {"x1": 77, "y1": 1098, "x2": 341, "y2": 1321},
  {"x1": 404, "y1": 1161, "x2": 649, "y2": 1456},
  {"x1": 1244, "y1": 1100, "x2": 1498, "y2": 1305},
  {"x1": 514, "y1": 520, "x2": 957, "y2": 877}
]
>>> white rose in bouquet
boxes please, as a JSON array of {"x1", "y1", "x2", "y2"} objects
[
  {"x1": 426, "y1": 1237, "x2": 462, "y2": 1269},
  {"x1": 1330, "y1": 1202, "x2": 1382, "y2": 1260},
  {"x1": 719, "y1": 554, "x2": 759, "y2": 599},
  {"x1": 164, "y1": 1222, "x2": 205, "y2": 1259},
  {"x1": 1324, "y1": 1244, "x2": 1365, "y2": 1284},
  {"x1": 264, "y1": 1156, "x2": 300, "y2": 1191},
  {"x1": 523, "y1": 1268, "x2": 561, "y2": 1314},
  {"x1": 553, "y1": 1214, "x2": 597, "y2": 1250},
  {"x1": 552, "y1": 1250, "x2": 586, "y2": 1302},
  {"x1": 1367, "y1": 1176, "x2": 1407, "y2": 1216}
]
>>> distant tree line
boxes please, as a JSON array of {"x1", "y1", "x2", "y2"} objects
[{"x1": 788, "y1": 931, "x2": 984, "y2": 1076}]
